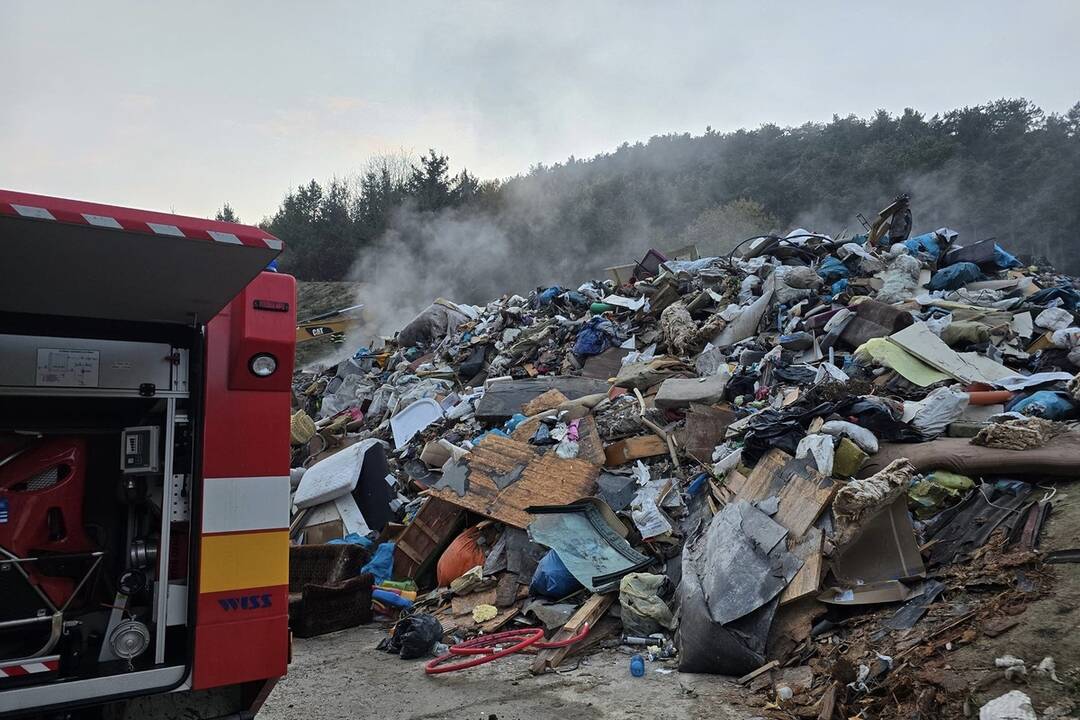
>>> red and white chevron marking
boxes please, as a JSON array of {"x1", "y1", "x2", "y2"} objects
[
  {"x1": 0, "y1": 657, "x2": 60, "y2": 678},
  {"x1": 0, "y1": 189, "x2": 283, "y2": 251}
]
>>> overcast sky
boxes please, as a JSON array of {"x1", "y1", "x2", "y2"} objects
[{"x1": 2, "y1": 1, "x2": 1078, "y2": 222}]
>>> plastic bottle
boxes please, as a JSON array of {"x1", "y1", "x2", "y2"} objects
[{"x1": 629, "y1": 654, "x2": 645, "y2": 677}]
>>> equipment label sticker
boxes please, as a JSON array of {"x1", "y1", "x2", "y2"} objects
[{"x1": 36, "y1": 348, "x2": 100, "y2": 387}]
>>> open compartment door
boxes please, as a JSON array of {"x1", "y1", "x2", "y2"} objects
[{"x1": 0, "y1": 190, "x2": 284, "y2": 324}]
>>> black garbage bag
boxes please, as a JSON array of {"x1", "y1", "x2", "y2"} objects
[
  {"x1": 834, "y1": 397, "x2": 924, "y2": 443},
  {"x1": 378, "y1": 613, "x2": 443, "y2": 659},
  {"x1": 741, "y1": 401, "x2": 837, "y2": 464}
]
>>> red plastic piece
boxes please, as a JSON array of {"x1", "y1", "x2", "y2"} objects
[{"x1": 0, "y1": 437, "x2": 95, "y2": 606}]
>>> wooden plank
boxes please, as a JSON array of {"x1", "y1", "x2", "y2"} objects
[
  {"x1": 818, "y1": 682, "x2": 838, "y2": 720},
  {"x1": 603, "y1": 435, "x2": 668, "y2": 465},
  {"x1": 737, "y1": 659, "x2": 779, "y2": 685},
  {"x1": 737, "y1": 449, "x2": 835, "y2": 540},
  {"x1": 530, "y1": 593, "x2": 613, "y2": 674},
  {"x1": 451, "y1": 588, "x2": 499, "y2": 616},
  {"x1": 522, "y1": 389, "x2": 569, "y2": 416},
  {"x1": 427, "y1": 435, "x2": 600, "y2": 529},
  {"x1": 510, "y1": 414, "x2": 606, "y2": 467},
  {"x1": 678, "y1": 403, "x2": 736, "y2": 461},
  {"x1": 779, "y1": 528, "x2": 824, "y2": 605}
]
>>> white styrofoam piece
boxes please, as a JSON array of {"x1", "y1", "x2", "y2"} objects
[
  {"x1": 390, "y1": 398, "x2": 444, "y2": 448},
  {"x1": 293, "y1": 438, "x2": 380, "y2": 508}
]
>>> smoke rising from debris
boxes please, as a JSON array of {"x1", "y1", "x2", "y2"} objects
[{"x1": 346, "y1": 189, "x2": 659, "y2": 339}]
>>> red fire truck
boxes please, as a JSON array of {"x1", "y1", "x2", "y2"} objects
[{"x1": 0, "y1": 190, "x2": 294, "y2": 718}]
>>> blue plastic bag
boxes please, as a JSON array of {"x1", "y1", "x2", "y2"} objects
[
  {"x1": 361, "y1": 542, "x2": 396, "y2": 584},
  {"x1": 993, "y1": 244, "x2": 1022, "y2": 269},
  {"x1": 830, "y1": 278, "x2": 850, "y2": 296},
  {"x1": 564, "y1": 291, "x2": 590, "y2": 307},
  {"x1": 573, "y1": 317, "x2": 620, "y2": 357},
  {"x1": 927, "y1": 262, "x2": 982, "y2": 291},
  {"x1": 529, "y1": 550, "x2": 583, "y2": 598},
  {"x1": 503, "y1": 413, "x2": 527, "y2": 434},
  {"x1": 903, "y1": 232, "x2": 945, "y2": 259},
  {"x1": 328, "y1": 532, "x2": 375, "y2": 548},
  {"x1": 1006, "y1": 391, "x2": 1077, "y2": 420},
  {"x1": 537, "y1": 286, "x2": 563, "y2": 306},
  {"x1": 817, "y1": 256, "x2": 850, "y2": 283}
]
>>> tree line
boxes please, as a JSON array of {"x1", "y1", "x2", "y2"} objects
[{"x1": 220, "y1": 98, "x2": 1080, "y2": 280}]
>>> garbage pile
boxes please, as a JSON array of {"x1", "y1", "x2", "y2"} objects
[{"x1": 287, "y1": 196, "x2": 1080, "y2": 718}]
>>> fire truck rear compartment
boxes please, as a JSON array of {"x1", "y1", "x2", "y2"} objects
[{"x1": 0, "y1": 335, "x2": 195, "y2": 704}]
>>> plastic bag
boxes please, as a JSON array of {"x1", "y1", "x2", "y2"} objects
[
  {"x1": 993, "y1": 244, "x2": 1023, "y2": 270},
  {"x1": 381, "y1": 613, "x2": 443, "y2": 659},
  {"x1": 908, "y1": 387, "x2": 969, "y2": 438},
  {"x1": 573, "y1": 316, "x2": 621, "y2": 357},
  {"x1": 361, "y1": 542, "x2": 396, "y2": 585},
  {"x1": 903, "y1": 232, "x2": 945, "y2": 259},
  {"x1": 876, "y1": 254, "x2": 922, "y2": 304},
  {"x1": 796, "y1": 434, "x2": 835, "y2": 476},
  {"x1": 817, "y1": 256, "x2": 850, "y2": 283},
  {"x1": 923, "y1": 312, "x2": 953, "y2": 337},
  {"x1": 820, "y1": 420, "x2": 878, "y2": 454},
  {"x1": 529, "y1": 550, "x2": 583, "y2": 598},
  {"x1": 927, "y1": 262, "x2": 982, "y2": 292},
  {"x1": 908, "y1": 471, "x2": 974, "y2": 519},
  {"x1": 1051, "y1": 327, "x2": 1080, "y2": 349},
  {"x1": 772, "y1": 265, "x2": 819, "y2": 305},
  {"x1": 620, "y1": 573, "x2": 674, "y2": 636},
  {"x1": 1007, "y1": 390, "x2": 1077, "y2": 420},
  {"x1": 1035, "y1": 307, "x2": 1074, "y2": 331},
  {"x1": 436, "y1": 526, "x2": 486, "y2": 587}
]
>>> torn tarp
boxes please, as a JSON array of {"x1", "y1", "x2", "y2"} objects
[
  {"x1": 526, "y1": 503, "x2": 651, "y2": 591},
  {"x1": 676, "y1": 500, "x2": 802, "y2": 674}
]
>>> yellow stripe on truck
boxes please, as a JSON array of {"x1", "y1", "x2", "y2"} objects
[{"x1": 199, "y1": 530, "x2": 289, "y2": 593}]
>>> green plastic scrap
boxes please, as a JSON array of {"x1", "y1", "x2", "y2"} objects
[{"x1": 908, "y1": 470, "x2": 975, "y2": 518}]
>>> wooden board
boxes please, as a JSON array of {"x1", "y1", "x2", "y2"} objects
[
  {"x1": 603, "y1": 435, "x2": 668, "y2": 465},
  {"x1": 451, "y1": 587, "x2": 499, "y2": 616},
  {"x1": 530, "y1": 593, "x2": 614, "y2": 674},
  {"x1": 678, "y1": 403, "x2": 737, "y2": 461},
  {"x1": 392, "y1": 496, "x2": 467, "y2": 580},
  {"x1": 737, "y1": 449, "x2": 835, "y2": 540},
  {"x1": 779, "y1": 528, "x2": 824, "y2": 605},
  {"x1": 302, "y1": 520, "x2": 344, "y2": 545},
  {"x1": 522, "y1": 389, "x2": 569, "y2": 416},
  {"x1": 427, "y1": 435, "x2": 600, "y2": 529},
  {"x1": 510, "y1": 414, "x2": 606, "y2": 467}
]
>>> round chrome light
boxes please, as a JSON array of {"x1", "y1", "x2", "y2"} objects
[{"x1": 250, "y1": 353, "x2": 277, "y2": 377}]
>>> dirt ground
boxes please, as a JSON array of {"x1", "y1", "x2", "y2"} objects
[
  {"x1": 947, "y1": 479, "x2": 1080, "y2": 714},
  {"x1": 260, "y1": 626, "x2": 753, "y2": 720}
]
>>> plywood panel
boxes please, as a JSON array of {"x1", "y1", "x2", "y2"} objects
[{"x1": 427, "y1": 435, "x2": 600, "y2": 529}]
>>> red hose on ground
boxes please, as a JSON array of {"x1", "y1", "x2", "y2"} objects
[{"x1": 424, "y1": 623, "x2": 592, "y2": 674}]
